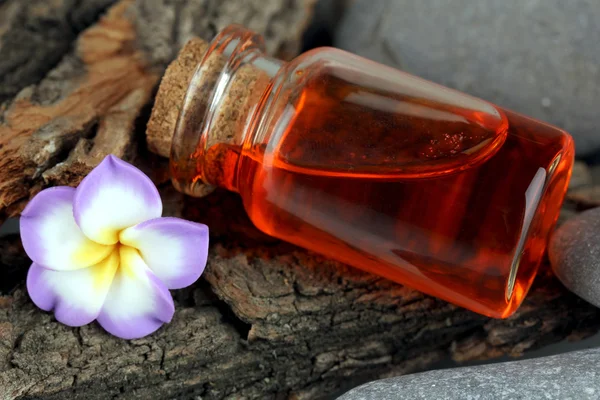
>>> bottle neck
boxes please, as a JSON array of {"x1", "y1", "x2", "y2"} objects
[{"x1": 170, "y1": 25, "x2": 282, "y2": 196}]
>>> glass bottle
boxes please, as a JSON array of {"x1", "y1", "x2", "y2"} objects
[{"x1": 168, "y1": 25, "x2": 573, "y2": 318}]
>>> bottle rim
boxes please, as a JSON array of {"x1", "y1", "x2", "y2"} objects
[{"x1": 170, "y1": 25, "x2": 265, "y2": 196}]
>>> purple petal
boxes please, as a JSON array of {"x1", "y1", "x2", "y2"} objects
[
  {"x1": 27, "y1": 249, "x2": 118, "y2": 327},
  {"x1": 20, "y1": 187, "x2": 113, "y2": 271},
  {"x1": 119, "y1": 217, "x2": 209, "y2": 289},
  {"x1": 96, "y1": 246, "x2": 175, "y2": 339},
  {"x1": 73, "y1": 155, "x2": 162, "y2": 245}
]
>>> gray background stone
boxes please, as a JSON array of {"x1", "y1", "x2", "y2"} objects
[
  {"x1": 338, "y1": 348, "x2": 600, "y2": 400},
  {"x1": 550, "y1": 207, "x2": 600, "y2": 308},
  {"x1": 336, "y1": 0, "x2": 600, "y2": 157}
]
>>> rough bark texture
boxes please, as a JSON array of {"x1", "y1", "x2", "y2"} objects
[
  {"x1": 0, "y1": 0, "x2": 314, "y2": 222},
  {"x1": 1, "y1": 1, "x2": 600, "y2": 399}
]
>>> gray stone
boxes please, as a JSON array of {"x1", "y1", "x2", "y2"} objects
[
  {"x1": 338, "y1": 348, "x2": 600, "y2": 400},
  {"x1": 550, "y1": 207, "x2": 600, "y2": 308},
  {"x1": 569, "y1": 161, "x2": 593, "y2": 190},
  {"x1": 335, "y1": 0, "x2": 600, "y2": 157}
]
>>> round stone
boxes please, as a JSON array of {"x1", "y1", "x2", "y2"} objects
[
  {"x1": 338, "y1": 348, "x2": 600, "y2": 399},
  {"x1": 549, "y1": 207, "x2": 600, "y2": 308}
]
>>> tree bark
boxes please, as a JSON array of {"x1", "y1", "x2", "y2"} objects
[{"x1": 1, "y1": 1, "x2": 599, "y2": 399}]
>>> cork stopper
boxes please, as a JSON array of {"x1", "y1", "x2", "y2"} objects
[
  {"x1": 146, "y1": 37, "x2": 209, "y2": 158},
  {"x1": 146, "y1": 27, "x2": 277, "y2": 196}
]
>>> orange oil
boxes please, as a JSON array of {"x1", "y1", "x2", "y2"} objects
[{"x1": 212, "y1": 73, "x2": 573, "y2": 318}]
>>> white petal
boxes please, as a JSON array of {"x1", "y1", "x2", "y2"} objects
[
  {"x1": 20, "y1": 187, "x2": 113, "y2": 270},
  {"x1": 73, "y1": 155, "x2": 162, "y2": 245},
  {"x1": 119, "y1": 217, "x2": 208, "y2": 289},
  {"x1": 27, "y1": 249, "x2": 119, "y2": 326},
  {"x1": 96, "y1": 246, "x2": 174, "y2": 339}
]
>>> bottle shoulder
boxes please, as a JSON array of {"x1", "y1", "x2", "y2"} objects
[{"x1": 253, "y1": 46, "x2": 509, "y2": 180}]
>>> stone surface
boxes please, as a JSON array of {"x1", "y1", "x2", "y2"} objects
[
  {"x1": 338, "y1": 348, "x2": 600, "y2": 400},
  {"x1": 335, "y1": 0, "x2": 600, "y2": 157},
  {"x1": 569, "y1": 161, "x2": 593, "y2": 190},
  {"x1": 550, "y1": 207, "x2": 600, "y2": 308}
]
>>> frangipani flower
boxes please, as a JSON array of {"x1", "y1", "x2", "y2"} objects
[{"x1": 20, "y1": 155, "x2": 209, "y2": 339}]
